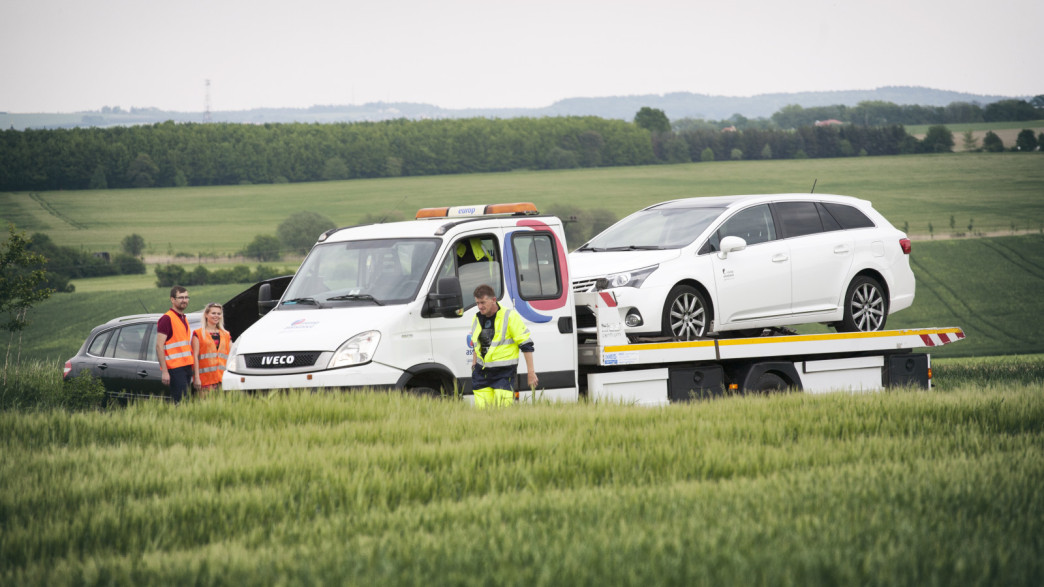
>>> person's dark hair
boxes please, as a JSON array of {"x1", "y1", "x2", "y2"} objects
[
  {"x1": 473, "y1": 284, "x2": 495, "y2": 299},
  {"x1": 170, "y1": 285, "x2": 188, "y2": 299}
]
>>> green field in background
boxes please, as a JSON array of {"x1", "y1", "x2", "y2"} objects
[{"x1": 2, "y1": 153, "x2": 1042, "y2": 257}]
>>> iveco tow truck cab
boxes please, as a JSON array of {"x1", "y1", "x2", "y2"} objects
[
  {"x1": 224, "y1": 202, "x2": 965, "y2": 403},
  {"x1": 223, "y1": 203, "x2": 580, "y2": 401}
]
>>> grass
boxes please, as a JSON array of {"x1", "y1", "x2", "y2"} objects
[
  {"x1": 2, "y1": 153, "x2": 1042, "y2": 256},
  {"x1": 2, "y1": 362, "x2": 1042, "y2": 585}
]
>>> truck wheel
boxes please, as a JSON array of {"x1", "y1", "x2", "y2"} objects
[
  {"x1": 751, "y1": 372, "x2": 788, "y2": 393},
  {"x1": 838, "y1": 276, "x2": 887, "y2": 332},
  {"x1": 662, "y1": 285, "x2": 709, "y2": 341},
  {"x1": 403, "y1": 376, "x2": 451, "y2": 398}
]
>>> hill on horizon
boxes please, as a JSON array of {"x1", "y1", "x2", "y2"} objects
[{"x1": 0, "y1": 85, "x2": 1022, "y2": 130}]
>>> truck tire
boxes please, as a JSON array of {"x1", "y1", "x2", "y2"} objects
[{"x1": 751, "y1": 372, "x2": 788, "y2": 393}]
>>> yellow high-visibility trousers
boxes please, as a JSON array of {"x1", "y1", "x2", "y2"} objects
[{"x1": 473, "y1": 387, "x2": 514, "y2": 409}]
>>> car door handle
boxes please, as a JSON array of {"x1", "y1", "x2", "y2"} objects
[
  {"x1": 98, "y1": 363, "x2": 109, "y2": 371},
  {"x1": 137, "y1": 370, "x2": 149, "y2": 378},
  {"x1": 834, "y1": 245, "x2": 851, "y2": 254},
  {"x1": 771, "y1": 254, "x2": 789, "y2": 263}
]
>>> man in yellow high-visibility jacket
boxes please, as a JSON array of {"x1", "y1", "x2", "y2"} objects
[{"x1": 470, "y1": 284, "x2": 537, "y2": 408}]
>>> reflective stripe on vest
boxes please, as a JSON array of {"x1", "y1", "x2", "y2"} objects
[
  {"x1": 472, "y1": 307, "x2": 530, "y2": 369},
  {"x1": 194, "y1": 328, "x2": 231, "y2": 387},
  {"x1": 163, "y1": 310, "x2": 194, "y2": 369}
]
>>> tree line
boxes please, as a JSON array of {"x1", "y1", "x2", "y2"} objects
[
  {"x1": 731, "y1": 98, "x2": 1042, "y2": 131},
  {"x1": 2, "y1": 98, "x2": 1040, "y2": 193},
  {"x1": 0, "y1": 117, "x2": 656, "y2": 191}
]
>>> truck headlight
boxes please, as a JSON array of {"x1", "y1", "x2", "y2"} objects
[
  {"x1": 226, "y1": 339, "x2": 240, "y2": 371},
  {"x1": 328, "y1": 331, "x2": 381, "y2": 369},
  {"x1": 599, "y1": 265, "x2": 658, "y2": 289}
]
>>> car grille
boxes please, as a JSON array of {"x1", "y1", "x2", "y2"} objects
[
  {"x1": 572, "y1": 278, "x2": 600, "y2": 293},
  {"x1": 245, "y1": 352, "x2": 321, "y2": 369}
]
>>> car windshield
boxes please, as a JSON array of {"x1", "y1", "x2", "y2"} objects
[
  {"x1": 579, "y1": 206, "x2": 726, "y2": 250},
  {"x1": 281, "y1": 238, "x2": 440, "y2": 307}
]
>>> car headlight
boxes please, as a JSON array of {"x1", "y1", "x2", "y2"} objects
[
  {"x1": 600, "y1": 265, "x2": 658, "y2": 289},
  {"x1": 328, "y1": 330, "x2": 381, "y2": 369}
]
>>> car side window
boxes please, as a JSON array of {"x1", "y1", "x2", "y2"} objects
[
  {"x1": 701, "y1": 204, "x2": 776, "y2": 253},
  {"x1": 88, "y1": 329, "x2": 112, "y2": 357},
  {"x1": 112, "y1": 323, "x2": 150, "y2": 360},
  {"x1": 821, "y1": 202, "x2": 876, "y2": 229},
  {"x1": 145, "y1": 326, "x2": 158, "y2": 362},
  {"x1": 512, "y1": 231, "x2": 561, "y2": 300},
  {"x1": 774, "y1": 201, "x2": 824, "y2": 238}
]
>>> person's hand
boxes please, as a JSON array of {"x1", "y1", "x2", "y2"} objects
[
  {"x1": 193, "y1": 375, "x2": 201, "y2": 389},
  {"x1": 527, "y1": 372, "x2": 539, "y2": 390},
  {"x1": 161, "y1": 371, "x2": 170, "y2": 385}
]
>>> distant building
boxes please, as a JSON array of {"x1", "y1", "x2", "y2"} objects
[
  {"x1": 721, "y1": 125, "x2": 737, "y2": 133},
  {"x1": 815, "y1": 119, "x2": 843, "y2": 127}
]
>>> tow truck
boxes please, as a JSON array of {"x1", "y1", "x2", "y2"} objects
[{"x1": 223, "y1": 202, "x2": 965, "y2": 403}]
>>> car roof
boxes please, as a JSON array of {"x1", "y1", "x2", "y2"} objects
[{"x1": 645, "y1": 193, "x2": 873, "y2": 211}]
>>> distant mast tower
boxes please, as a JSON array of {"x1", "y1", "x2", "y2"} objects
[{"x1": 204, "y1": 79, "x2": 212, "y2": 123}]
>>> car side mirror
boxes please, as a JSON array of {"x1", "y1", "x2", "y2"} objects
[
  {"x1": 425, "y1": 277, "x2": 464, "y2": 318},
  {"x1": 717, "y1": 236, "x2": 747, "y2": 259}
]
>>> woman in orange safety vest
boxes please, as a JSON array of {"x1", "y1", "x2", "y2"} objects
[{"x1": 192, "y1": 302, "x2": 232, "y2": 398}]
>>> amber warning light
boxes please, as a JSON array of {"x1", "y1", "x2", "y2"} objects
[{"x1": 416, "y1": 202, "x2": 539, "y2": 219}]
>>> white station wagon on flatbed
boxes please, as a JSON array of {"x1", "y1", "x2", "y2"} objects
[{"x1": 569, "y1": 194, "x2": 916, "y2": 340}]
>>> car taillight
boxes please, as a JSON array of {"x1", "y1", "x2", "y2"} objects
[
  {"x1": 63, "y1": 360, "x2": 72, "y2": 379},
  {"x1": 899, "y1": 238, "x2": 912, "y2": 254}
]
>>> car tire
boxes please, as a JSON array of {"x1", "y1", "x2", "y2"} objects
[
  {"x1": 662, "y1": 285, "x2": 710, "y2": 341},
  {"x1": 838, "y1": 275, "x2": 887, "y2": 332}
]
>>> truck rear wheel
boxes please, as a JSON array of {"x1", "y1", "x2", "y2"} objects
[{"x1": 751, "y1": 372, "x2": 788, "y2": 393}]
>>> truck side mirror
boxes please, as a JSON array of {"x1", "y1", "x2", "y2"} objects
[
  {"x1": 425, "y1": 277, "x2": 464, "y2": 317},
  {"x1": 258, "y1": 283, "x2": 277, "y2": 316}
]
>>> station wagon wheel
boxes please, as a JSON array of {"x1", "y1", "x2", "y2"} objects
[
  {"x1": 662, "y1": 285, "x2": 709, "y2": 341},
  {"x1": 838, "y1": 276, "x2": 887, "y2": 332}
]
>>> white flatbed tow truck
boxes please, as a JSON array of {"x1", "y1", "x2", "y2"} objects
[{"x1": 224, "y1": 202, "x2": 966, "y2": 403}]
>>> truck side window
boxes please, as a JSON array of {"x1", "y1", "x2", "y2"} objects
[
  {"x1": 436, "y1": 235, "x2": 502, "y2": 306},
  {"x1": 512, "y1": 232, "x2": 561, "y2": 300}
]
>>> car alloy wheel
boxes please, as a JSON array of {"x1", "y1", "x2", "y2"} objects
[
  {"x1": 840, "y1": 276, "x2": 887, "y2": 332},
  {"x1": 662, "y1": 285, "x2": 709, "y2": 341}
]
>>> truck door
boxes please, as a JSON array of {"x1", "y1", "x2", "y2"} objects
[
  {"x1": 426, "y1": 231, "x2": 503, "y2": 391},
  {"x1": 503, "y1": 221, "x2": 578, "y2": 401},
  {"x1": 424, "y1": 222, "x2": 577, "y2": 401}
]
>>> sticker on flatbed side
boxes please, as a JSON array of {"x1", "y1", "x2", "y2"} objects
[{"x1": 603, "y1": 351, "x2": 639, "y2": 365}]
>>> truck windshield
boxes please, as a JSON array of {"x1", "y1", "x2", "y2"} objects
[
  {"x1": 281, "y1": 238, "x2": 440, "y2": 307},
  {"x1": 579, "y1": 206, "x2": 726, "y2": 251}
]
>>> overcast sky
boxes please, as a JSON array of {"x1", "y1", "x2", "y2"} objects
[{"x1": 2, "y1": 0, "x2": 1040, "y2": 114}]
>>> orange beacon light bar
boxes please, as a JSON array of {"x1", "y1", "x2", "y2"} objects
[{"x1": 416, "y1": 202, "x2": 539, "y2": 219}]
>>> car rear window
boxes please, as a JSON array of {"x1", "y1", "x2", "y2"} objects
[
  {"x1": 774, "y1": 201, "x2": 823, "y2": 238},
  {"x1": 88, "y1": 330, "x2": 112, "y2": 356},
  {"x1": 821, "y1": 202, "x2": 876, "y2": 229}
]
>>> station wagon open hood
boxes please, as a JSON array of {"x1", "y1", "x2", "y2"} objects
[{"x1": 567, "y1": 249, "x2": 682, "y2": 281}]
